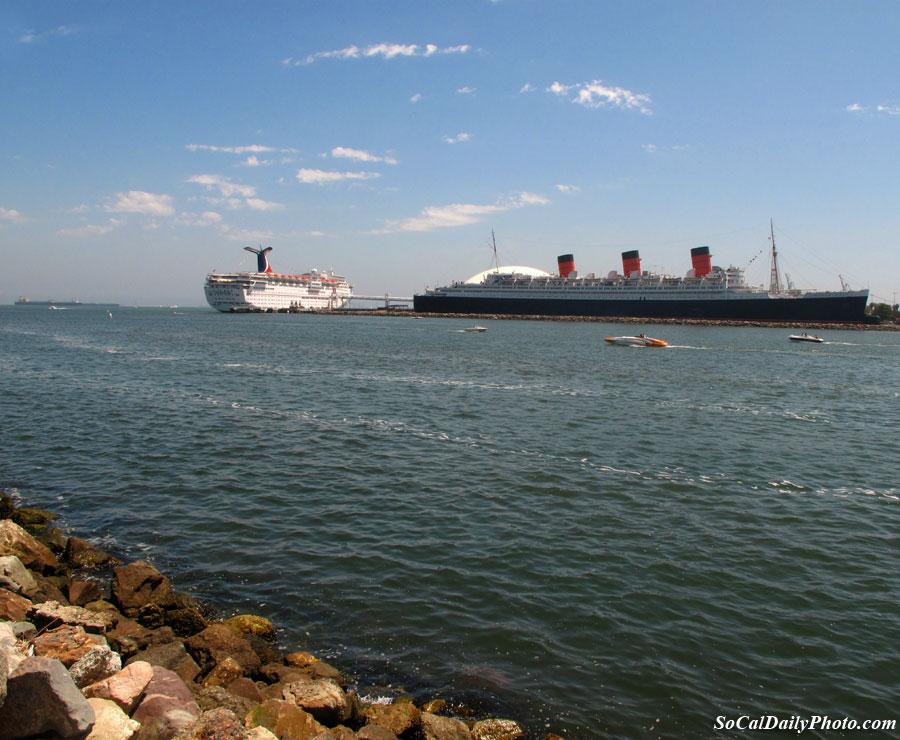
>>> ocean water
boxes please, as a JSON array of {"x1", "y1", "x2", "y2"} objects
[{"x1": 2, "y1": 305, "x2": 899, "y2": 739}]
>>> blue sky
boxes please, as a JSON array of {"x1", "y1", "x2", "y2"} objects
[{"x1": 2, "y1": 1, "x2": 899, "y2": 306}]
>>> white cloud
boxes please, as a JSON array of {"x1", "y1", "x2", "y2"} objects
[
  {"x1": 187, "y1": 174, "x2": 256, "y2": 198},
  {"x1": 443, "y1": 132, "x2": 471, "y2": 144},
  {"x1": 410, "y1": 93, "x2": 422, "y2": 103},
  {"x1": 245, "y1": 198, "x2": 284, "y2": 211},
  {"x1": 876, "y1": 104, "x2": 900, "y2": 116},
  {"x1": 548, "y1": 79, "x2": 652, "y2": 114},
  {"x1": 20, "y1": 25, "x2": 75, "y2": 43},
  {"x1": 846, "y1": 103, "x2": 900, "y2": 116},
  {"x1": 376, "y1": 192, "x2": 548, "y2": 233},
  {"x1": 296, "y1": 168, "x2": 381, "y2": 184},
  {"x1": 284, "y1": 42, "x2": 471, "y2": 66},
  {"x1": 0, "y1": 206, "x2": 25, "y2": 223},
  {"x1": 106, "y1": 191, "x2": 175, "y2": 216},
  {"x1": 846, "y1": 103, "x2": 867, "y2": 113},
  {"x1": 180, "y1": 211, "x2": 223, "y2": 226},
  {"x1": 520, "y1": 83, "x2": 536, "y2": 93},
  {"x1": 57, "y1": 218, "x2": 121, "y2": 237},
  {"x1": 330, "y1": 147, "x2": 398, "y2": 165},
  {"x1": 187, "y1": 144, "x2": 288, "y2": 154},
  {"x1": 457, "y1": 86, "x2": 476, "y2": 94},
  {"x1": 556, "y1": 184, "x2": 580, "y2": 193}
]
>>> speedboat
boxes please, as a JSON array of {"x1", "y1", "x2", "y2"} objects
[
  {"x1": 789, "y1": 333, "x2": 824, "y2": 343},
  {"x1": 462, "y1": 325, "x2": 487, "y2": 332},
  {"x1": 604, "y1": 334, "x2": 668, "y2": 347}
]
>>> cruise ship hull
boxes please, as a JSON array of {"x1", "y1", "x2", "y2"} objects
[{"x1": 412, "y1": 291, "x2": 870, "y2": 322}]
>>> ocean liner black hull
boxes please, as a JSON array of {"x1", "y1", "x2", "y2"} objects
[{"x1": 412, "y1": 292, "x2": 869, "y2": 322}]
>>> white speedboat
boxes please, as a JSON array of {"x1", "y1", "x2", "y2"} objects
[
  {"x1": 462, "y1": 325, "x2": 487, "y2": 332},
  {"x1": 789, "y1": 333, "x2": 824, "y2": 343},
  {"x1": 604, "y1": 334, "x2": 668, "y2": 347}
]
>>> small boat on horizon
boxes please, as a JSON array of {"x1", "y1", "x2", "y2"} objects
[
  {"x1": 789, "y1": 333, "x2": 824, "y2": 343},
  {"x1": 462, "y1": 325, "x2": 488, "y2": 332},
  {"x1": 604, "y1": 334, "x2": 668, "y2": 347}
]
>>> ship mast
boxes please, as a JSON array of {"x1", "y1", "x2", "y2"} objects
[
  {"x1": 769, "y1": 219, "x2": 782, "y2": 293},
  {"x1": 491, "y1": 230, "x2": 501, "y2": 273}
]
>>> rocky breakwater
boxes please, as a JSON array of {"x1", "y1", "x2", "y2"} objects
[{"x1": 0, "y1": 496, "x2": 553, "y2": 740}]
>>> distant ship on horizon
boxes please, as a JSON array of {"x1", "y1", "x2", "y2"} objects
[{"x1": 14, "y1": 297, "x2": 119, "y2": 307}]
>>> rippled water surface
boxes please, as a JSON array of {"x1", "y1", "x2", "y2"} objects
[{"x1": 2, "y1": 306, "x2": 899, "y2": 738}]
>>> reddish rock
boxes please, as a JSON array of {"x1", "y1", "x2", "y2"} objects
[
  {"x1": 469, "y1": 719, "x2": 524, "y2": 740},
  {"x1": 127, "y1": 641, "x2": 202, "y2": 685},
  {"x1": 65, "y1": 536, "x2": 121, "y2": 569},
  {"x1": 29, "y1": 599, "x2": 115, "y2": 634},
  {"x1": 185, "y1": 623, "x2": 261, "y2": 678},
  {"x1": 202, "y1": 657, "x2": 244, "y2": 688},
  {"x1": 227, "y1": 677, "x2": 263, "y2": 704},
  {"x1": 31, "y1": 624, "x2": 98, "y2": 667},
  {"x1": 421, "y1": 712, "x2": 473, "y2": 740},
  {"x1": 111, "y1": 560, "x2": 177, "y2": 617},
  {"x1": 132, "y1": 666, "x2": 201, "y2": 737},
  {"x1": 0, "y1": 589, "x2": 32, "y2": 622},
  {"x1": 69, "y1": 579, "x2": 104, "y2": 606},
  {"x1": 83, "y1": 660, "x2": 154, "y2": 714},
  {"x1": 357, "y1": 726, "x2": 399, "y2": 740},
  {"x1": 0, "y1": 519, "x2": 58, "y2": 573},
  {"x1": 363, "y1": 703, "x2": 421, "y2": 736},
  {"x1": 282, "y1": 676, "x2": 351, "y2": 726},
  {"x1": 172, "y1": 707, "x2": 250, "y2": 740}
]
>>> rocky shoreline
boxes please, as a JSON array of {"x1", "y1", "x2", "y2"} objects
[{"x1": 0, "y1": 495, "x2": 551, "y2": 740}]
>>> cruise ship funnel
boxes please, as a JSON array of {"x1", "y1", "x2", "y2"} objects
[
  {"x1": 557, "y1": 254, "x2": 576, "y2": 278},
  {"x1": 691, "y1": 246, "x2": 712, "y2": 277},
  {"x1": 622, "y1": 250, "x2": 641, "y2": 278}
]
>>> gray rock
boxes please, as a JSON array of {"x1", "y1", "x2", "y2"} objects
[
  {"x1": 282, "y1": 676, "x2": 351, "y2": 726},
  {"x1": 0, "y1": 555, "x2": 41, "y2": 598},
  {"x1": 70, "y1": 642, "x2": 123, "y2": 688},
  {"x1": 0, "y1": 655, "x2": 96, "y2": 740}
]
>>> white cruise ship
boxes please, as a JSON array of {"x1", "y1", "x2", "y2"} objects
[{"x1": 205, "y1": 247, "x2": 353, "y2": 313}]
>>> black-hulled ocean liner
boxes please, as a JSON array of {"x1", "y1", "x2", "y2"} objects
[{"x1": 413, "y1": 227, "x2": 869, "y2": 322}]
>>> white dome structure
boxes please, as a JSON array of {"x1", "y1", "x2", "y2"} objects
[{"x1": 465, "y1": 265, "x2": 552, "y2": 284}]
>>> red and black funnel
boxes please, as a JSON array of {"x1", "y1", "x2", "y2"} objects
[
  {"x1": 244, "y1": 246, "x2": 274, "y2": 273},
  {"x1": 621, "y1": 250, "x2": 641, "y2": 277},
  {"x1": 690, "y1": 246, "x2": 711, "y2": 277},
  {"x1": 557, "y1": 254, "x2": 576, "y2": 277}
]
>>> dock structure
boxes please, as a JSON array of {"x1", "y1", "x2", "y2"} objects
[{"x1": 349, "y1": 293, "x2": 413, "y2": 309}]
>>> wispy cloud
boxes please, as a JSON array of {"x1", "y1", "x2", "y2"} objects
[
  {"x1": 520, "y1": 83, "x2": 536, "y2": 93},
  {"x1": 106, "y1": 191, "x2": 174, "y2": 216},
  {"x1": 179, "y1": 211, "x2": 223, "y2": 227},
  {"x1": 0, "y1": 206, "x2": 26, "y2": 223},
  {"x1": 283, "y1": 42, "x2": 471, "y2": 67},
  {"x1": 548, "y1": 79, "x2": 652, "y2": 114},
  {"x1": 847, "y1": 103, "x2": 900, "y2": 116},
  {"x1": 410, "y1": 93, "x2": 422, "y2": 103},
  {"x1": 187, "y1": 174, "x2": 256, "y2": 198},
  {"x1": 296, "y1": 169, "x2": 381, "y2": 184},
  {"x1": 556, "y1": 184, "x2": 580, "y2": 193},
  {"x1": 245, "y1": 198, "x2": 284, "y2": 211},
  {"x1": 20, "y1": 25, "x2": 76, "y2": 44},
  {"x1": 375, "y1": 192, "x2": 549, "y2": 233},
  {"x1": 457, "y1": 86, "x2": 476, "y2": 95},
  {"x1": 58, "y1": 218, "x2": 123, "y2": 237},
  {"x1": 443, "y1": 132, "x2": 471, "y2": 144},
  {"x1": 328, "y1": 147, "x2": 398, "y2": 165},
  {"x1": 186, "y1": 144, "x2": 298, "y2": 155}
]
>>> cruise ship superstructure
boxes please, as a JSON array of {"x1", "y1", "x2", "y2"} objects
[{"x1": 205, "y1": 247, "x2": 353, "y2": 313}]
